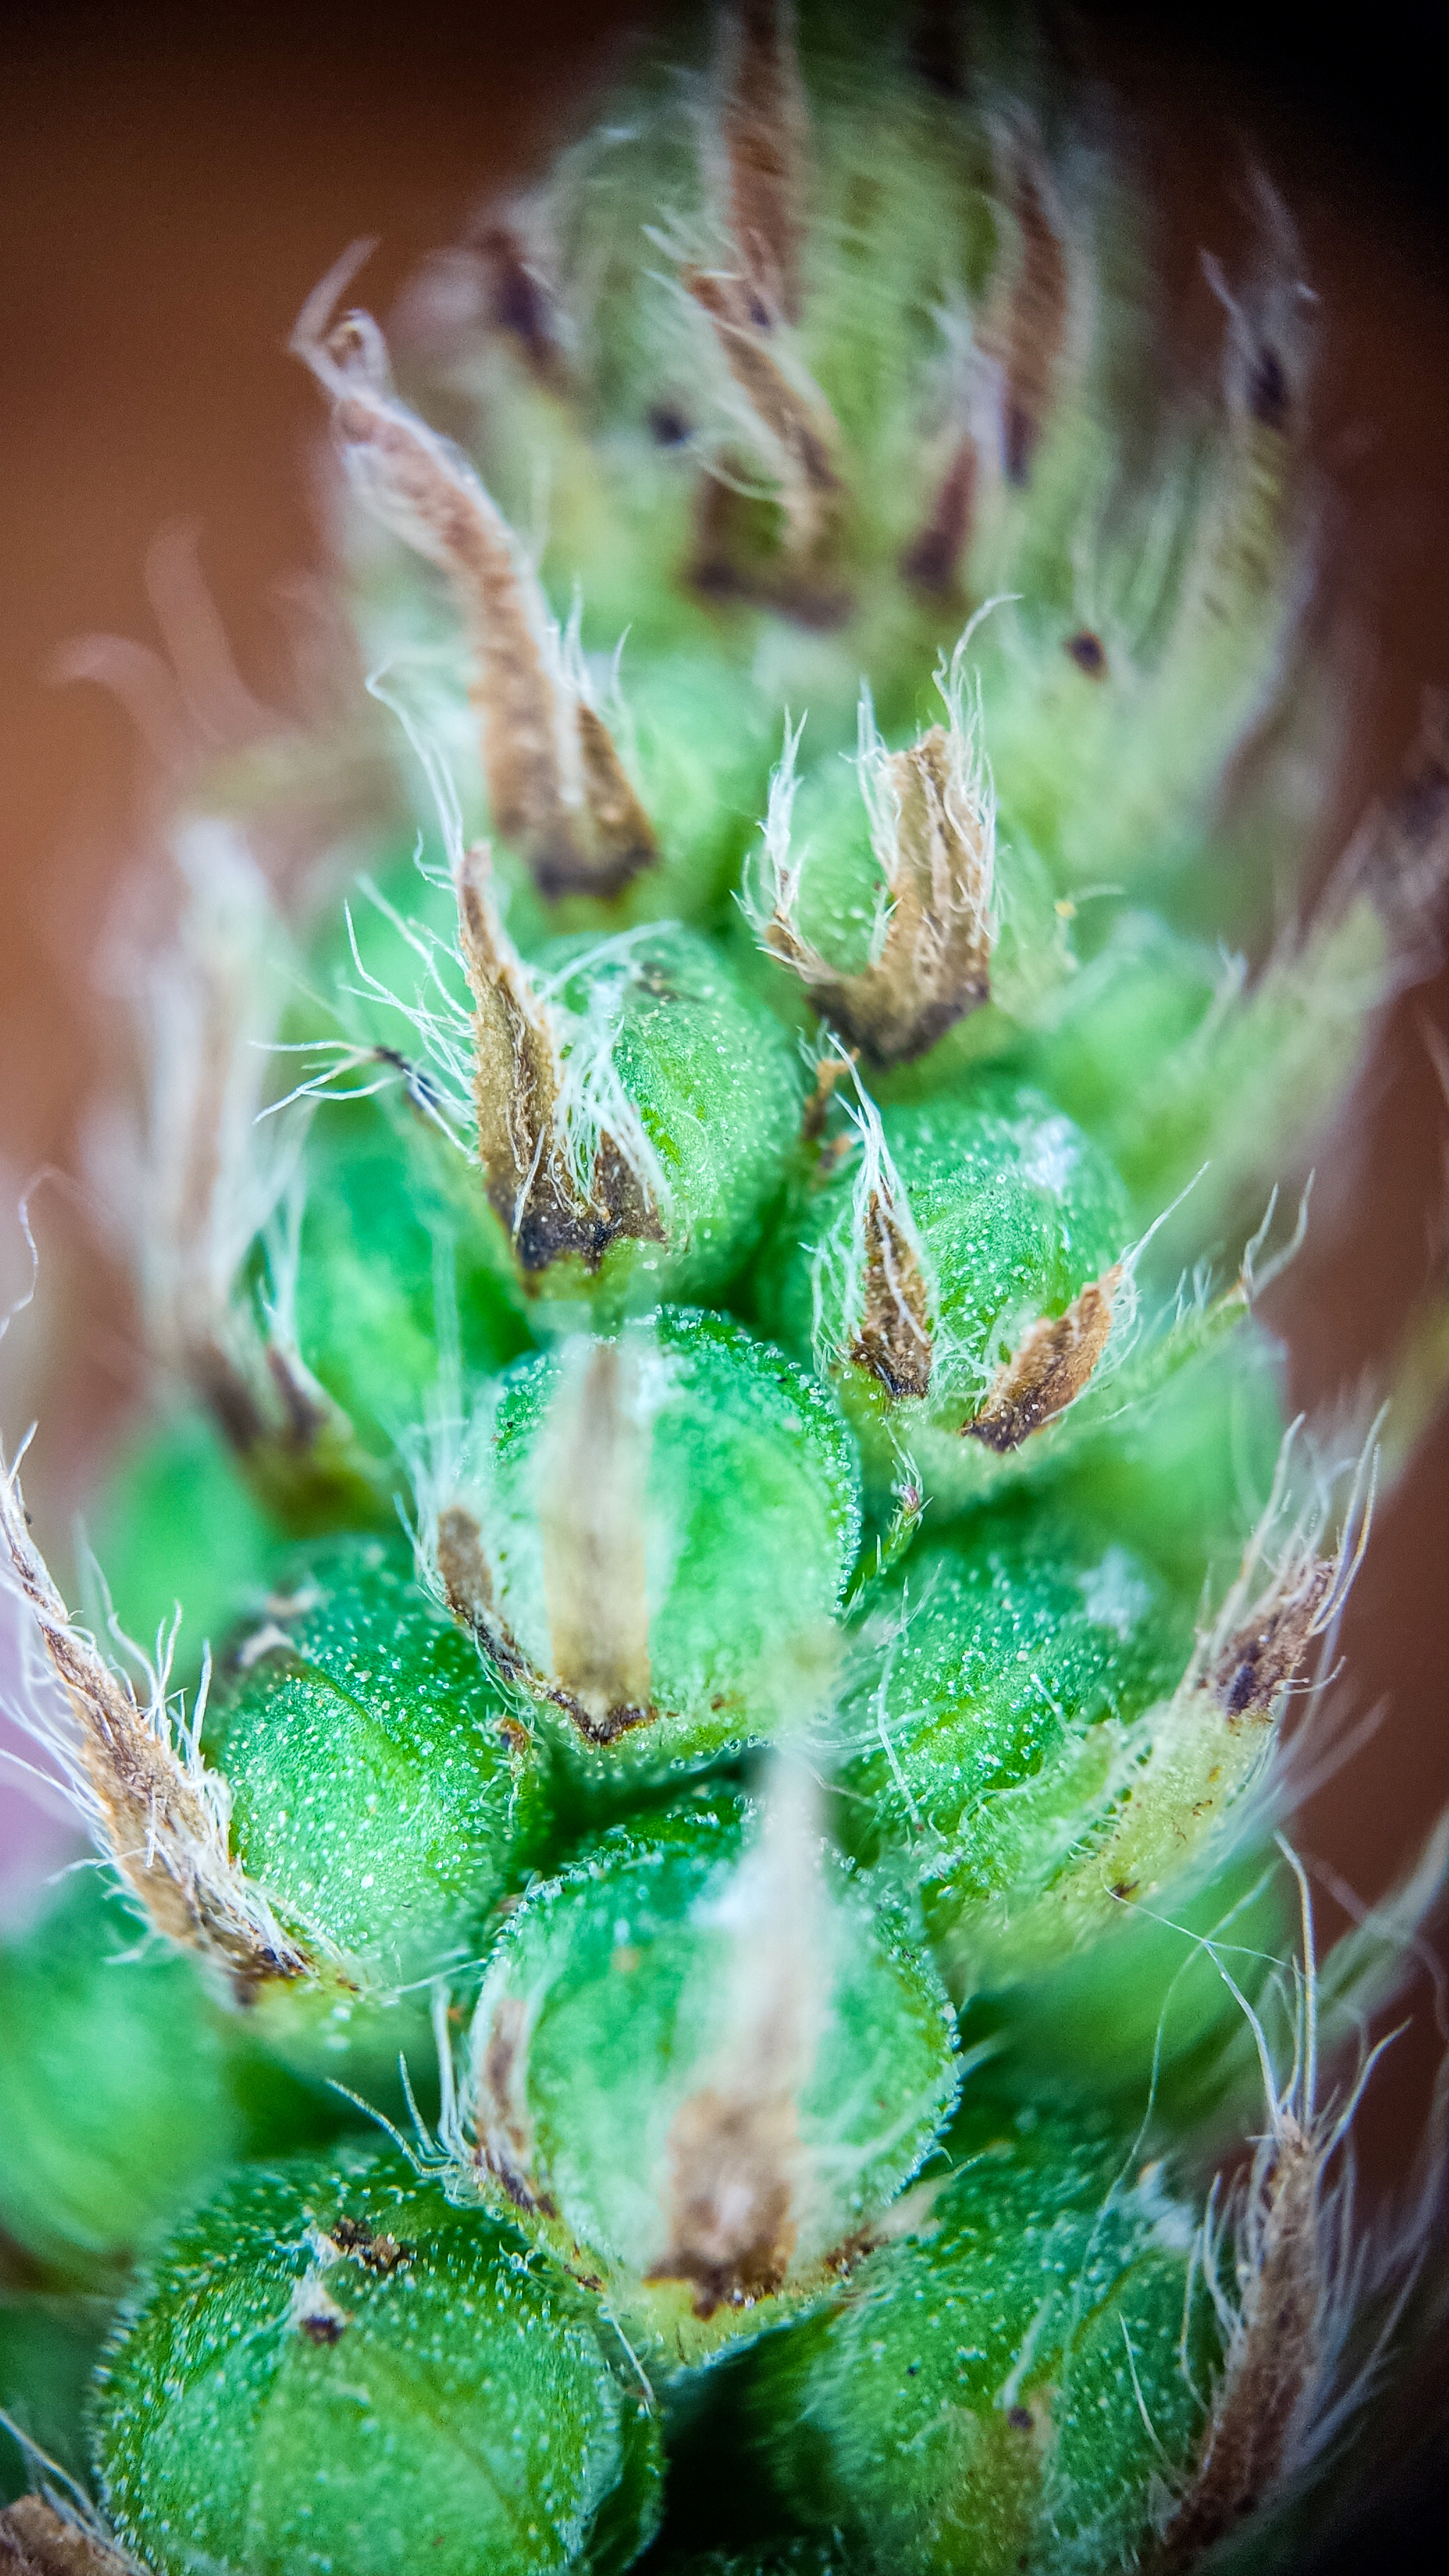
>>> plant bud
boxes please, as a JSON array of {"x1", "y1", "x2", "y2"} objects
[
  {"x1": 464, "y1": 1781, "x2": 961, "y2": 2366},
  {"x1": 211, "y1": 1535, "x2": 553, "y2": 2004},
  {"x1": 833, "y1": 1496, "x2": 1191, "y2": 1968},
  {"x1": 93, "y1": 2142, "x2": 664, "y2": 2576},
  {"x1": 434, "y1": 1310, "x2": 860, "y2": 1777},
  {"x1": 457, "y1": 902, "x2": 805, "y2": 1315},
  {"x1": 737, "y1": 2097, "x2": 1217, "y2": 2576},
  {"x1": 769, "y1": 1073, "x2": 1128, "y2": 1498}
]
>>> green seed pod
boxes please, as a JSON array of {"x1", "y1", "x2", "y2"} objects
[
  {"x1": 93, "y1": 2140, "x2": 664, "y2": 2576},
  {"x1": 737, "y1": 2096, "x2": 1218, "y2": 2576},
  {"x1": 456, "y1": 896, "x2": 806, "y2": 1315},
  {"x1": 211, "y1": 1534, "x2": 552, "y2": 2008},
  {"x1": 0, "y1": 1873, "x2": 243, "y2": 2282},
  {"x1": 463, "y1": 1781, "x2": 960, "y2": 2367},
  {"x1": 832, "y1": 1495, "x2": 1193, "y2": 1971},
  {"x1": 432, "y1": 1308, "x2": 860, "y2": 1777},
  {"x1": 768, "y1": 1073, "x2": 1129, "y2": 1503}
]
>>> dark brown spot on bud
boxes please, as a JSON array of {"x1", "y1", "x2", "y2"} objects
[
  {"x1": 332, "y1": 2216, "x2": 413, "y2": 2275},
  {"x1": 1066, "y1": 628, "x2": 1107, "y2": 677},
  {"x1": 1008, "y1": 2404, "x2": 1034, "y2": 2432},
  {"x1": 648, "y1": 401, "x2": 692, "y2": 446},
  {"x1": 1210, "y1": 1559, "x2": 1334, "y2": 1727}
]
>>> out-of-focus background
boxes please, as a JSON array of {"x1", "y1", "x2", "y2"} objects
[{"x1": 1, "y1": 1, "x2": 1446, "y2": 2555}]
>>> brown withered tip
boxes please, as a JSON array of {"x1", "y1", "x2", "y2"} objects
[
  {"x1": 456, "y1": 853, "x2": 666, "y2": 1278},
  {"x1": 964, "y1": 1264, "x2": 1121, "y2": 1452},
  {"x1": 0, "y1": 2501, "x2": 138, "y2": 2576},
  {"x1": 981, "y1": 125, "x2": 1072, "y2": 494},
  {"x1": 475, "y1": 1995, "x2": 558, "y2": 2218},
  {"x1": 850, "y1": 1189, "x2": 934, "y2": 1401},
  {"x1": 1211, "y1": 1558, "x2": 1334, "y2": 1726},
  {"x1": 761, "y1": 724, "x2": 995, "y2": 1068},
  {"x1": 647, "y1": 2086, "x2": 799, "y2": 2318},
  {"x1": 1148, "y1": 2117, "x2": 1325, "y2": 2572},
  {"x1": 901, "y1": 434, "x2": 978, "y2": 594}
]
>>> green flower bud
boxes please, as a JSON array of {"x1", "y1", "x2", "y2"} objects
[
  {"x1": 457, "y1": 902, "x2": 804, "y2": 1315},
  {"x1": 93, "y1": 2141, "x2": 664, "y2": 2576},
  {"x1": 737, "y1": 2098, "x2": 1217, "y2": 2576},
  {"x1": 434, "y1": 1309, "x2": 860, "y2": 1777},
  {"x1": 212, "y1": 1535, "x2": 552, "y2": 2003},
  {"x1": 833, "y1": 1496, "x2": 1192, "y2": 1972},
  {"x1": 768, "y1": 1074, "x2": 1129, "y2": 1503},
  {"x1": 463, "y1": 1782, "x2": 960, "y2": 2367}
]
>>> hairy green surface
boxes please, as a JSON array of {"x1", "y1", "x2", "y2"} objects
[
  {"x1": 94, "y1": 2143, "x2": 663, "y2": 2576},
  {"x1": 213, "y1": 1535, "x2": 550, "y2": 1987},
  {"x1": 449, "y1": 1308, "x2": 862, "y2": 1777},
  {"x1": 467, "y1": 1791, "x2": 960, "y2": 2364}
]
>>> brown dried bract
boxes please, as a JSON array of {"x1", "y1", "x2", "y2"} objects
[
  {"x1": 763, "y1": 727, "x2": 995, "y2": 1067},
  {"x1": 648, "y1": 2085, "x2": 799, "y2": 2316},
  {"x1": 981, "y1": 125, "x2": 1071, "y2": 486},
  {"x1": 474, "y1": 1994, "x2": 553, "y2": 2215},
  {"x1": 901, "y1": 430, "x2": 978, "y2": 593},
  {"x1": 437, "y1": 1489, "x2": 655, "y2": 1752},
  {"x1": 851, "y1": 1188, "x2": 933, "y2": 1400},
  {"x1": 965, "y1": 1264, "x2": 1121, "y2": 1452},
  {"x1": 1210, "y1": 1556, "x2": 1334, "y2": 1726},
  {"x1": 471, "y1": 215, "x2": 572, "y2": 393},
  {"x1": 294, "y1": 283, "x2": 656, "y2": 901},
  {"x1": 684, "y1": 268, "x2": 843, "y2": 568},
  {"x1": 456, "y1": 848, "x2": 665, "y2": 1276},
  {"x1": 1, "y1": 1462, "x2": 308, "y2": 2002},
  {"x1": 720, "y1": 1, "x2": 810, "y2": 325},
  {"x1": 0, "y1": 2502, "x2": 139, "y2": 2576},
  {"x1": 1152, "y1": 2119, "x2": 1324, "y2": 2570}
]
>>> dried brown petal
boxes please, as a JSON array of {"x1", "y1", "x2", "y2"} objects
[
  {"x1": 0, "y1": 2502, "x2": 139, "y2": 2576},
  {"x1": 456, "y1": 847, "x2": 665, "y2": 1275},
  {"x1": 295, "y1": 286, "x2": 655, "y2": 900},
  {"x1": 965, "y1": 1264, "x2": 1121, "y2": 1452},
  {"x1": 850, "y1": 1188, "x2": 933, "y2": 1401},
  {"x1": 720, "y1": 1, "x2": 810, "y2": 325},
  {"x1": 685, "y1": 267, "x2": 844, "y2": 567},
  {"x1": 538, "y1": 1340, "x2": 654, "y2": 1735},
  {"x1": 647, "y1": 2085, "x2": 799, "y2": 2316},
  {"x1": 981, "y1": 125, "x2": 1072, "y2": 486},
  {"x1": 1, "y1": 1462, "x2": 308, "y2": 2000},
  {"x1": 763, "y1": 725, "x2": 994, "y2": 1068}
]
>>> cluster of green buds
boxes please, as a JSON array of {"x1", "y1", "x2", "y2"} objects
[{"x1": 4, "y1": 6, "x2": 1447, "y2": 2573}]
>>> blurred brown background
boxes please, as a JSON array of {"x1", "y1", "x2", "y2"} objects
[{"x1": 1, "y1": 0, "x2": 1446, "y2": 2543}]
